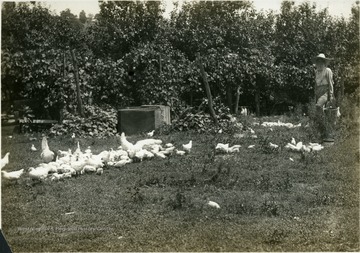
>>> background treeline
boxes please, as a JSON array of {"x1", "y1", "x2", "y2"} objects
[{"x1": 1, "y1": 1, "x2": 359, "y2": 119}]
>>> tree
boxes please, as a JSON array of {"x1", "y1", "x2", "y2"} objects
[
  {"x1": 1, "y1": 0, "x2": 358, "y2": 120},
  {"x1": 170, "y1": 1, "x2": 278, "y2": 115},
  {"x1": 79, "y1": 10, "x2": 86, "y2": 23},
  {"x1": 87, "y1": 1, "x2": 164, "y2": 59},
  {"x1": 87, "y1": 13, "x2": 94, "y2": 22},
  {"x1": 272, "y1": 1, "x2": 333, "y2": 107}
]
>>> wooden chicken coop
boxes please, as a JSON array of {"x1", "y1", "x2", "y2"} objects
[{"x1": 117, "y1": 105, "x2": 170, "y2": 135}]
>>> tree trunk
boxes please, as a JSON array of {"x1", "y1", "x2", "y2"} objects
[
  {"x1": 63, "y1": 51, "x2": 66, "y2": 77},
  {"x1": 234, "y1": 86, "x2": 241, "y2": 114},
  {"x1": 58, "y1": 51, "x2": 67, "y2": 122},
  {"x1": 255, "y1": 90, "x2": 260, "y2": 116},
  {"x1": 226, "y1": 83, "x2": 233, "y2": 113},
  {"x1": 255, "y1": 77, "x2": 261, "y2": 116},
  {"x1": 159, "y1": 53, "x2": 162, "y2": 75},
  {"x1": 196, "y1": 53, "x2": 218, "y2": 126},
  {"x1": 70, "y1": 49, "x2": 85, "y2": 117}
]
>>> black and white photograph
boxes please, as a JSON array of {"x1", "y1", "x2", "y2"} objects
[{"x1": 1, "y1": 0, "x2": 359, "y2": 251}]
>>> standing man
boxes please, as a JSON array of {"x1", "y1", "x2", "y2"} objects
[{"x1": 313, "y1": 53, "x2": 336, "y2": 142}]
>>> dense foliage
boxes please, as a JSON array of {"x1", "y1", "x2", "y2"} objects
[
  {"x1": 1, "y1": 1, "x2": 359, "y2": 124},
  {"x1": 49, "y1": 105, "x2": 117, "y2": 138}
]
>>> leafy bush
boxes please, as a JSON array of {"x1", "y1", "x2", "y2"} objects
[
  {"x1": 49, "y1": 105, "x2": 117, "y2": 138},
  {"x1": 171, "y1": 97, "x2": 242, "y2": 133}
]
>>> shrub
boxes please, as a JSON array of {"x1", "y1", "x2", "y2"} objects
[
  {"x1": 171, "y1": 97, "x2": 242, "y2": 134},
  {"x1": 49, "y1": 104, "x2": 117, "y2": 138}
]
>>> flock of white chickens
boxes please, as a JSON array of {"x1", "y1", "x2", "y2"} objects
[
  {"x1": 1, "y1": 132, "x2": 192, "y2": 182},
  {"x1": 1, "y1": 121, "x2": 325, "y2": 183}
]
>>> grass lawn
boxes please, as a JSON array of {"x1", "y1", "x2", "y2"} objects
[{"x1": 1, "y1": 115, "x2": 359, "y2": 252}]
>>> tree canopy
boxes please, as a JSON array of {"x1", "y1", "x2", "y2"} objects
[{"x1": 1, "y1": 1, "x2": 359, "y2": 117}]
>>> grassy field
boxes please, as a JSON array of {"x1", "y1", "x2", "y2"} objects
[{"x1": 1, "y1": 115, "x2": 359, "y2": 252}]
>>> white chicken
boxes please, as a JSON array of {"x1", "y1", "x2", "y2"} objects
[
  {"x1": 2, "y1": 169, "x2": 24, "y2": 180},
  {"x1": 269, "y1": 142, "x2": 279, "y2": 149},
  {"x1": 228, "y1": 144, "x2": 241, "y2": 153},
  {"x1": 301, "y1": 145, "x2": 312, "y2": 153},
  {"x1": 30, "y1": 144, "x2": 37, "y2": 152},
  {"x1": 127, "y1": 149, "x2": 137, "y2": 159},
  {"x1": 155, "y1": 152, "x2": 167, "y2": 159},
  {"x1": 120, "y1": 132, "x2": 135, "y2": 151},
  {"x1": 135, "y1": 139, "x2": 163, "y2": 150},
  {"x1": 159, "y1": 150, "x2": 170, "y2": 156},
  {"x1": 311, "y1": 144, "x2": 324, "y2": 151},
  {"x1": 58, "y1": 153, "x2": 73, "y2": 164},
  {"x1": 108, "y1": 148, "x2": 117, "y2": 162},
  {"x1": 215, "y1": 143, "x2": 229, "y2": 152},
  {"x1": 162, "y1": 146, "x2": 175, "y2": 155},
  {"x1": 85, "y1": 146, "x2": 92, "y2": 155},
  {"x1": 52, "y1": 156, "x2": 64, "y2": 166},
  {"x1": 165, "y1": 143, "x2": 174, "y2": 148},
  {"x1": 175, "y1": 150, "x2": 186, "y2": 156},
  {"x1": 83, "y1": 165, "x2": 97, "y2": 173},
  {"x1": 291, "y1": 138, "x2": 296, "y2": 145},
  {"x1": 49, "y1": 158, "x2": 63, "y2": 166},
  {"x1": 1, "y1": 152, "x2": 10, "y2": 169},
  {"x1": 147, "y1": 130, "x2": 155, "y2": 137},
  {"x1": 150, "y1": 144, "x2": 161, "y2": 154},
  {"x1": 114, "y1": 150, "x2": 128, "y2": 159},
  {"x1": 50, "y1": 173, "x2": 64, "y2": 181},
  {"x1": 285, "y1": 141, "x2": 323, "y2": 152},
  {"x1": 58, "y1": 149, "x2": 71, "y2": 157},
  {"x1": 216, "y1": 143, "x2": 241, "y2": 153},
  {"x1": 182, "y1": 140, "x2": 192, "y2": 153},
  {"x1": 296, "y1": 141, "x2": 303, "y2": 150},
  {"x1": 28, "y1": 167, "x2": 50, "y2": 180},
  {"x1": 112, "y1": 159, "x2": 132, "y2": 167},
  {"x1": 93, "y1": 150, "x2": 110, "y2": 163},
  {"x1": 143, "y1": 150, "x2": 154, "y2": 158},
  {"x1": 65, "y1": 166, "x2": 77, "y2": 176},
  {"x1": 63, "y1": 172, "x2": 73, "y2": 178},
  {"x1": 230, "y1": 147, "x2": 240, "y2": 153},
  {"x1": 74, "y1": 141, "x2": 82, "y2": 156},
  {"x1": 70, "y1": 157, "x2": 87, "y2": 174},
  {"x1": 39, "y1": 163, "x2": 58, "y2": 173},
  {"x1": 207, "y1": 201, "x2": 220, "y2": 209},
  {"x1": 134, "y1": 149, "x2": 146, "y2": 161},
  {"x1": 84, "y1": 156, "x2": 104, "y2": 168},
  {"x1": 285, "y1": 143, "x2": 301, "y2": 151},
  {"x1": 120, "y1": 155, "x2": 130, "y2": 161},
  {"x1": 96, "y1": 168, "x2": 104, "y2": 175},
  {"x1": 241, "y1": 107, "x2": 248, "y2": 116},
  {"x1": 40, "y1": 136, "x2": 54, "y2": 163},
  {"x1": 285, "y1": 143, "x2": 296, "y2": 150},
  {"x1": 166, "y1": 145, "x2": 175, "y2": 150},
  {"x1": 58, "y1": 163, "x2": 74, "y2": 172}
]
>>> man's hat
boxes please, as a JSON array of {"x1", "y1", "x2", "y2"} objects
[{"x1": 313, "y1": 53, "x2": 333, "y2": 63}]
